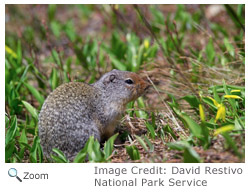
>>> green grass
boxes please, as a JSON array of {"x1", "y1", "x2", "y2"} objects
[{"x1": 5, "y1": 4, "x2": 245, "y2": 163}]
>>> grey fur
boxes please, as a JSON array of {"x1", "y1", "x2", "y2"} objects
[{"x1": 38, "y1": 69, "x2": 148, "y2": 161}]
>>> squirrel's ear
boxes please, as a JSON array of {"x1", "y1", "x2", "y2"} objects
[
  {"x1": 109, "y1": 74, "x2": 116, "y2": 82},
  {"x1": 103, "y1": 74, "x2": 116, "y2": 85}
]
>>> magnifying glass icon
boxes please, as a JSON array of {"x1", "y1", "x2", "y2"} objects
[{"x1": 8, "y1": 168, "x2": 22, "y2": 182}]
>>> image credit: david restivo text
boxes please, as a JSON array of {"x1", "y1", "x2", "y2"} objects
[{"x1": 93, "y1": 165, "x2": 243, "y2": 187}]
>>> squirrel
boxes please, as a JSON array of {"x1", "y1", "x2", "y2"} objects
[{"x1": 38, "y1": 69, "x2": 149, "y2": 161}]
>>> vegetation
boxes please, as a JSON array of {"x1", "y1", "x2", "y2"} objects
[{"x1": 5, "y1": 4, "x2": 245, "y2": 163}]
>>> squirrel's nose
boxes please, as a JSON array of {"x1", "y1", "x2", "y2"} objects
[
  {"x1": 142, "y1": 80, "x2": 151, "y2": 91},
  {"x1": 140, "y1": 76, "x2": 151, "y2": 91}
]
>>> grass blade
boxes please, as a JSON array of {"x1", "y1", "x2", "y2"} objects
[{"x1": 22, "y1": 101, "x2": 38, "y2": 120}]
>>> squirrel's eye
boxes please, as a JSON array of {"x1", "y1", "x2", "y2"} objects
[{"x1": 125, "y1": 79, "x2": 134, "y2": 84}]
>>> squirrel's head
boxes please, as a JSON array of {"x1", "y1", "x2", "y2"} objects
[{"x1": 94, "y1": 69, "x2": 150, "y2": 104}]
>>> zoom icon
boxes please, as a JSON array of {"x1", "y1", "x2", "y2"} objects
[{"x1": 8, "y1": 168, "x2": 22, "y2": 182}]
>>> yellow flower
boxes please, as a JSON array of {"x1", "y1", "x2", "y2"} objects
[
  {"x1": 214, "y1": 124, "x2": 234, "y2": 136},
  {"x1": 215, "y1": 103, "x2": 226, "y2": 123},
  {"x1": 5, "y1": 45, "x2": 17, "y2": 58},
  {"x1": 207, "y1": 96, "x2": 220, "y2": 107},
  {"x1": 199, "y1": 104, "x2": 205, "y2": 122},
  {"x1": 144, "y1": 39, "x2": 149, "y2": 49},
  {"x1": 231, "y1": 90, "x2": 241, "y2": 93},
  {"x1": 224, "y1": 95, "x2": 242, "y2": 99}
]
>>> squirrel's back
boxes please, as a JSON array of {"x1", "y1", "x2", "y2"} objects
[{"x1": 39, "y1": 82, "x2": 102, "y2": 160}]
